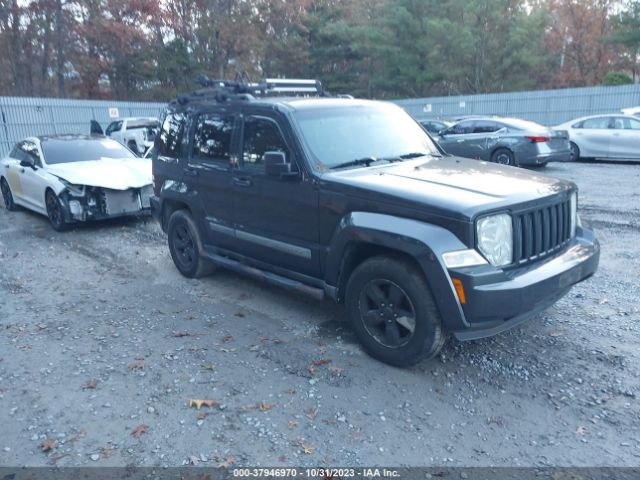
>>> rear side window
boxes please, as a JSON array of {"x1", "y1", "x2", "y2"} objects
[
  {"x1": 192, "y1": 114, "x2": 233, "y2": 164},
  {"x1": 472, "y1": 121, "x2": 502, "y2": 133},
  {"x1": 157, "y1": 111, "x2": 186, "y2": 159}
]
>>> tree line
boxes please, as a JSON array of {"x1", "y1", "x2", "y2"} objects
[{"x1": 0, "y1": 0, "x2": 638, "y2": 101}]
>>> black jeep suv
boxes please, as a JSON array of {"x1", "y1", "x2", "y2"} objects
[{"x1": 150, "y1": 79, "x2": 599, "y2": 367}]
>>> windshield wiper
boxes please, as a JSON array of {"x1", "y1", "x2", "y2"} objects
[
  {"x1": 397, "y1": 151, "x2": 441, "y2": 159},
  {"x1": 329, "y1": 157, "x2": 380, "y2": 170}
]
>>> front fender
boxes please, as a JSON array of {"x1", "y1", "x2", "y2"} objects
[{"x1": 326, "y1": 212, "x2": 471, "y2": 331}]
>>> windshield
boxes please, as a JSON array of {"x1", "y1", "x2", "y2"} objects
[
  {"x1": 292, "y1": 103, "x2": 440, "y2": 169},
  {"x1": 41, "y1": 138, "x2": 137, "y2": 164}
]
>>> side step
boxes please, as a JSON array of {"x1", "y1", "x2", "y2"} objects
[{"x1": 205, "y1": 251, "x2": 325, "y2": 301}]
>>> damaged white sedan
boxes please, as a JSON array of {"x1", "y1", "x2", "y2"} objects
[{"x1": 0, "y1": 135, "x2": 153, "y2": 231}]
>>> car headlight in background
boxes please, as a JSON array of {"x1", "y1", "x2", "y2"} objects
[
  {"x1": 570, "y1": 192, "x2": 577, "y2": 237},
  {"x1": 476, "y1": 213, "x2": 513, "y2": 267}
]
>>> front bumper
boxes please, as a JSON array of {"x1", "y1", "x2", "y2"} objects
[{"x1": 448, "y1": 227, "x2": 599, "y2": 340}]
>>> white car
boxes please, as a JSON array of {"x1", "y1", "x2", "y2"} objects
[
  {"x1": 1, "y1": 135, "x2": 153, "y2": 231},
  {"x1": 621, "y1": 106, "x2": 640, "y2": 117},
  {"x1": 554, "y1": 114, "x2": 640, "y2": 161},
  {"x1": 91, "y1": 117, "x2": 159, "y2": 155}
]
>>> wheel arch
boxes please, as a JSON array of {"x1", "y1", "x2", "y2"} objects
[
  {"x1": 160, "y1": 198, "x2": 193, "y2": 232},
  {"x1": 326, "y1": 212, "x2": 469, "y2": 331}
]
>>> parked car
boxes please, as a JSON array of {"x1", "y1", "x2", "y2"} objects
[
  {"x1": 418, "y1": 119, "x2": 452, "y2": 135},
  {"x1": 91, "y1": 117, "x2": 159, "y2": 155},
  {"x1": 554, "y1": 114, "x2": 640, "y2": 161},
  {"x1": 149, "y1": 79, "x2": 599, "y2": 367},
  {"x1": 621, "y1": 106, "x2": 640, "y2": 117},
  {"x1": 437, "y1": 117, "x2": 572, "y2": 167},
  {"x1": 0, "y1": 135, "x2": 153, "y2": 231}
]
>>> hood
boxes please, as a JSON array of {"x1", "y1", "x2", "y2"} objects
[
  {"x1": 323, "y1": 156, "x2": 573, "y2": 218},
  {"x1": 46, "y1": 157, "x2": 152, "y2": 190}
]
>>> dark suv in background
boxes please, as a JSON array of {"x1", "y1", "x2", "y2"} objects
[{"x1": 150, "y1": 79, "x2": 599, "y2": 367}]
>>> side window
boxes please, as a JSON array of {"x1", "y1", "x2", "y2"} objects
[
  {"x1": 19, "y1": 141, "x2": 42, "y2": 167},
  {"x1": 448, "y1": 121, "x2": 474, "y2": 135},
  {"x1": 581, "y1": 117, "x2": 609, "y2": 129},
  {"x1": 191, "y1": 114, "x2": 233, "y2": 164},
  {"x1": 626, "y1": 118, "x2": 640, "y2": 130},
  {"x1": 105, "y1": 121, "x2": 122, "y2": 135},
  {"x1": 157, "y1": 112, "x2": 186, "y2": 159},
  {"x1": 472, "y1": 121, "x2": 502, "y2": 133},
  {"x1": 242, "y1": 117, "x2": 288, "y2": 169}
]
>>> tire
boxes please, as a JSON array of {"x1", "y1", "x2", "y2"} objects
[
  {"x1": 569, "y1": 142, "x2": 580, "y2": 162},
  {"x1": 167, "y1": 209, "x2": 215, "y2": 278},
  {"x1": 491, "y1": 148, "x2": 516, "y2": 166},
  {"x1": 345, "y1": 255, "x2": 445, "y2": 367},
  {"x1": 1, "y1": 177, "x2": 18, "y2": 211},
  {"x1": 45, "y1": 190, "x2": 68, "y2": 231}
]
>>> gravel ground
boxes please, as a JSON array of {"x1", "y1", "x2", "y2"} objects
[{"x1": 0, "y1": 161, "x2": 638, "y2": 468}]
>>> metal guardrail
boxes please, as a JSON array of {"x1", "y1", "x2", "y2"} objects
[
  {"x1": 0, "y1": 96, "x2": 165, "y2": 157},
  {"x1": 393, "y1": 84, "x2": 640, "y2": 126}
]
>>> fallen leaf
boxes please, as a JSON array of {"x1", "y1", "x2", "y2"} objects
[
  {"x1": 302, "y1": 443, "x2": 315, "y2": 455},
  {"x1": 128, "y1": 361, "x2": 144, "y2": 371},
  {"x1": 41, "y1": 438, "x2": 56, "y2": 452},
  {"x1": 259, "y1": 402, "x2": 274, "y2": 412},
  {"x1": 222, "y1": 335, "x2": 233, "y2": 342},
  {"x1": 83, "y1": 379, "x2": 98, "y2": 390},
  {"x1": 329, "y1": 366, "x2": 345, "y2": 374},
  {"x1": 305, "y1": 408, "x2": 318, "y2": 420},
  {"x1": 201, "y1": 363, "x2": 216, "y2": 371},
  {"x1": 131, "y1": 424, "x2": 149, "y2": 438},
  {"x1": 217, "y1": 456, "x2": 236, "y2": 468},
  {"x1": 576, "y1": 426, "x2": 587, "y2": 435},
  {"x1": 100, "y1": 447, "x2": 113, "y2": 458},
  {"x1": 197, "y1": 411, "x2": 207, "y2": 420},
  {"x1": 312, "y1": 359, "x2": 332, "y2": 367},
  {"x1": 307, "y1": 365, "x2": 316, "y2": 375},
  {"x1": 288, "y1": 419, "x2": 298, "y2": 429},
  {"x1": 189, "y1": 399, "x2": 216, "y2": 409}
]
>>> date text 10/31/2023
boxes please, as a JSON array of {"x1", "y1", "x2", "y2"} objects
[{"x1": 232, "y1": 468, "x2": 401, "y2": 478}]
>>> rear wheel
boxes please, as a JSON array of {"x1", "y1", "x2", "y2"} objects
[
  {"x1": 45, "y1": 190, "x2": 68, "y2": 231},
  {"x1": 569, "y1": 142, "x2": 580, "y2": 162},
  {"x1": 1, "y1": 177, "x2": 18, "y2": 211},
  {"x1": 167, "y1": 209, "x2": 215, "y2": 278},
  {"x1": 345, "y1": 255, "x2": 445, "y2": 367},
  {"x1": 491, "y1": 148, "x2": 516, "y2": 166}
]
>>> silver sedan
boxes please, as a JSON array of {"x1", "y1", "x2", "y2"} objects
[{"x1": 554, "y1": 114, "x2": 640, "y2": 161}]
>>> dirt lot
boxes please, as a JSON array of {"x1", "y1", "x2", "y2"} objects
[{"x1": 0, "y1": 161, "x2": 639, "y2": 468}]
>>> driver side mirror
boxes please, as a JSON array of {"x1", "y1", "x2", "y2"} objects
[
  {"x1": 264, "y1": 151, "x2": 298, "y2": 179},
  {"x1": 20, "y1": 157, "x2": 37, "y2": 170}
]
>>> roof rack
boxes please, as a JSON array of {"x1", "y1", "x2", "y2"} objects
[{"x1": 176, "y1": 76, "x2": 329, "y2": 106}]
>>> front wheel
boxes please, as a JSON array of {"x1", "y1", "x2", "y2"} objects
[
  {"x1": 345, "y1": 255, "x2": 445, "y2": 367},
  {"x1": 1, "y1": 177, "x2": 18, "y2": 211},
  {"x1": 45, "y1": 190, "x2": 68, "y2": 231},
  {"x1": 167, "y1": 210, "x2": 215, "y2": 278},
  {"x1": 491, "y1": 148, "x2": 516, "y2": 166}
]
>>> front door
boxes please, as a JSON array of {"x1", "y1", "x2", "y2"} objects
[{"x1": 232, "y1": 114, "x2": 320, "y2": 277}]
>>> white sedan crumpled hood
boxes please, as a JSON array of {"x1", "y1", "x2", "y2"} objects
[{"x1": 46, "y1": 157, "x2": 152, "y2": 190}]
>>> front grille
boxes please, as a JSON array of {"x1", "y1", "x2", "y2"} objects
[{"x1": 513, "y1": 199, "x2": 572, "y2": 265}]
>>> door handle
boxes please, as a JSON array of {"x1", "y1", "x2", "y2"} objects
[
  {"x1": 183, "y1": 167, "x2": 199, "y2": 177},
  {"x1": 233, "y1": 176, "x2": 252, "y2": 188}
]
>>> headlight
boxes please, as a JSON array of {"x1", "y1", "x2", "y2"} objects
[
  {"x1": 570, "y1": 192, "x2": 577, "y2": 237},
  {"x1": 476, "y1": 213, "x2": 513, "y2": 267},
  {"x1": 59, "y1": 178, "x2": 85, "y2": 197}
]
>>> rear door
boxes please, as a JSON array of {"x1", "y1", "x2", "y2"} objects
[{"x1": 187, "y1": 109, "x2": 238, "y2": 249}]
